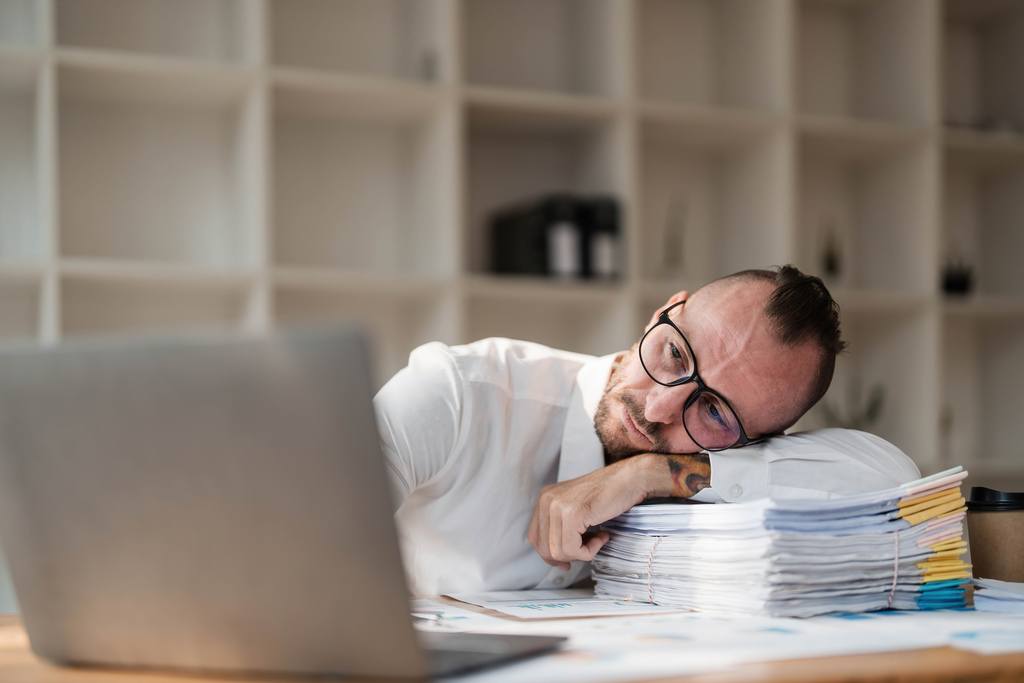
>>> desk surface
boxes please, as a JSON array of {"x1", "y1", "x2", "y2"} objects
[{"x1": 2, "y1": 615, "x2": 1023, "y2": 683}]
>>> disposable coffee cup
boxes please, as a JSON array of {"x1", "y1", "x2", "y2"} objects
[{"x1": 967, "y1": 486, "x2": 1024, "y2": 582}]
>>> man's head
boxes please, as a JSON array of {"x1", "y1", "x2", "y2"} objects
[{"x1": 595, "y1": 265, "x2": 845, "y2": 459}]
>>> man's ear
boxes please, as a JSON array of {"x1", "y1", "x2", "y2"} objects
[{"x1": 646, "y1": 290, "x2": 689, "y2": 329}]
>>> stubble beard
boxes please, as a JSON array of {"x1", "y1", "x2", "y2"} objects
[{"x1": 594, "y1": 363, "x2": 670, "y2": 463}]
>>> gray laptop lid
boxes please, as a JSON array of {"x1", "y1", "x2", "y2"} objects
[{"x1": 0, "y1": 327, "x2": 427, "y2": 678}]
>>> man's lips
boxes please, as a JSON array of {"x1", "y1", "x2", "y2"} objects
[{"x1": 622, "y1": 404, "x2": 653, "y2": 447}]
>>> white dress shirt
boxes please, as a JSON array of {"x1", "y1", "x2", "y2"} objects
[{"x1": 373, "y1": 338, "x2": 921, "y2": 596}]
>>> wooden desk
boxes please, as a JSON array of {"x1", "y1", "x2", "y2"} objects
[{"x1": 2, "y1": 615, "x2": 1023, "y2": 683}]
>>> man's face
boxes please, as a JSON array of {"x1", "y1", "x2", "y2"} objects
[{"x1": 594, "y1": 279, "x2": 820, "y2": 459}]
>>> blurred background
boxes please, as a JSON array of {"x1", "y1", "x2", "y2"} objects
[{"x1": 0, "y1": 0, "x2": 1022, "y2": 609}]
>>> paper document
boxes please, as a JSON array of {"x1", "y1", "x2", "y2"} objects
[
  {"x1": 594, "y1": 467, "x2": 971, "y2": 617},
  {"x1": 445, "y1": 588, "x2": 684, "y2": 619},
  {"x1": 417, "y1": 593, "x2": 1024, "y2": 682},
  {"x1": 973, "y1": 577, "x2": 1024, "y2": 614}
]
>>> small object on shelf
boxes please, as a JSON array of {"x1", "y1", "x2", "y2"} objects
[
  {"x1": 489, "y1": 194, "x2": 621, "y2": 281},
  {"x1": 822, "y1": 218, "x2": 842, "y2": 283},
  {"x1": 660, "y1": 199, "x2": 685, "y2": 278},
  {"x1": 820, "y1": 379, "x2": 885, "y2": 431},
  {"x1": 941, "y1": 259, "x2": 974, "y2": 297},
  {"x1": 418, "y1": 49, "x2": 439, "y2": 82},
  {"x1": 582, "y1": 196, "x2": 621, "y2": 281},
  {"x1": 546, "y1": 195, "x2": 582, "y2": 280}
]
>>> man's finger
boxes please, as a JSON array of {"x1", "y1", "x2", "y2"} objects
[
  {"x1": 537, "y1": 497, "x2": 552, "y2": 562},
  {"x1": 561, "y1": 512, "x2": 587, "y2": 562},
  {"x1": 527, "y1": 503, "x2": 539, "y2": 548},
  {"x1": 548, "y1": 500, "x2": 564, "y2": 563},
  {"x1": 580, "y1": 530, "x2": 611, "y2": 561},
  {"x1": 544, "y1": 502, "x2": 569, "y2": 569}
]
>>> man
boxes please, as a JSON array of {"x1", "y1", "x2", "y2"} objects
[{"x1": 374, "y1": 266, "x2": 920, "y2": 596}]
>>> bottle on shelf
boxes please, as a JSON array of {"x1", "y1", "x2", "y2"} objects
[{"x1": 582, "y1": 196, "x2": 621, "y2": 281}]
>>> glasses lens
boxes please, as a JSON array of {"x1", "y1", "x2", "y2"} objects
[
  {"x1": 683, "y1": 391, "x2": 742, "y2": 451},
  {"x1": 640, "y1": 323, "x2": 695, "y2": 384}
]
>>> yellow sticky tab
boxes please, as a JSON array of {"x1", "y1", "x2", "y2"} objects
[
  {"x1": 923, "y1": 569, "x2": 972, "y2": 582},
  {"x1": 918, "y1": 560, "x2": 968, "y2": 573},
  {"x1": 928, "y1": 548, "x2": 967, "y2": 561},
  {"x1": 899, "y1": 489, "x2": 961, "y2": 518},
  {"x1": 930, "y1": 539, "x2": 966, "y2": 553},
  {"x1": 900, "y1": 486, "x2": 960, "y2": 510},
  {"x1": 902, "y1": 497, "x2": 966, "y2": 526}
]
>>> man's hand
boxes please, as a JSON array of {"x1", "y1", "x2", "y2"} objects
[{"x1": 527, "y1": 453, "x2": 710, "y2": 570}]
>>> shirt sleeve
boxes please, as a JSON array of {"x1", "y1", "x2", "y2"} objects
[
  {"x1": 373, "y1": 342, "x2": 465, "y2": 511},
  {"x1": 705, "y1": 428, "x2": 923, "y2": 502}
]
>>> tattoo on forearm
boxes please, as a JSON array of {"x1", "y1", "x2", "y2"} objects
[{"x1": 667, "y1": 454, "x2": 710, "y2": 497}]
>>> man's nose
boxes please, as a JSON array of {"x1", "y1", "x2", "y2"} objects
[{"x1": 644, "y1": 382, "x2": 694, "y2": 425}]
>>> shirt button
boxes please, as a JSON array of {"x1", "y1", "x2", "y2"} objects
[
  {"x1": 729, "y1": 484, "x2": 743, "y2": 499},
  {"x1": 552, "y1": 577, "x2": 564, "y2": 586}
]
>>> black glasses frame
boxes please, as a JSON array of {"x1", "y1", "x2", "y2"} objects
[{"x1": 638, "y1": 300, "x2": 761, "y2": 452}]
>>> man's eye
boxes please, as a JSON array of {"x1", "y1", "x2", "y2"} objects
[
  {"x1": 669, "y1": 343, "x2": 682, "y2": 362},
  {"x1": 705, "y1": 401, "x2": 726, "y2": 428}
]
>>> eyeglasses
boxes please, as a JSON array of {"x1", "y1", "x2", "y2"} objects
[{"x1": 638, "y1": 301, "x2": 759, "y2": 452}]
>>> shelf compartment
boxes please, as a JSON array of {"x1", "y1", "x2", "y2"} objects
[
  {"x1": 943, "y1": 0, "x2": 1024, "y2": 134},
  {"x1": 0, "y1": 0, "x2": 44, "y2": 46},
  {"x1": 800, "y1": 308, "x2": 939, "y2": 469},
  {"x1": 465, "y1": 102, "x2": 626, "y2": 275},
  {"x1": 942, "y1": 295, "x2": 1024, "y2": 319},
  {"x1": 463, "y1": 0, "x2": 622, "y2": 96},
  {"x1": 464, "y1": 274, "x2": 623, "y2": 306},
  {"x1": 273, "y1": 266, "x2": 449, "y2": 299},
  {"x1": 941, "y1": 315, "x2": 1024, "y2": 471},
  {"x1": 0, "y1": 278, "x2": 40, "y2": 341},
  {"x1": 463, "y1": 85, "x2": 619, "y2": 123},
  {"x1": 0, "y1": 54, "x2": 44, "y2": 264},
  {"x1": 636, "y1": 0, "x2": 787, "y2": 111},
  {"x1": 59, "y1": 258, "x2": 258, "y2": 288},
  {"x1": 943, "y1": 148, "x2": 1024, "y2": 297},
  {"x1": 638, "y1": 118, "x2": 790, "y2": 288},
  {"x1": 56, "y1": 58, "x2": 261, "y2": 267},
  {"x1": 55, "y1": 0, "x2": 258, "y2": 63},
  {"x1": 798, "y1": 130, "x2": 934, "y2": 293},
  {"x1": 797, "y1": 0, "x2": 933, "y2": 124},
  {"x1": 269, "y1": 0, "x2": 451, "y2": 83},
  {"x1": 830, "y1": 288, "x2": 933, "y2": 316},
  {"x1": 272, "y1": 287, "x2": 457, "y2": 388},
  {"x1": 271, "y1": 77, "x2": 456, "y2": 275},
  {"x1": 60, "y1": 277, "x2": 255, "y2": 337},
  {"x1": 944, "y1": 127, "x2": 1024, "y2": 161},
  {"x1": 464, "y1": 288, "x2": 635, "y2": 358}
]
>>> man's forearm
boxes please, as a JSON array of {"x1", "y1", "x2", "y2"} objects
[{"x1": 634, "y1": 453, "x2": 711, "y2": 498}]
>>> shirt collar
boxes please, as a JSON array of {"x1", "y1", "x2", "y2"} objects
[{"x1": 557, "y1": 353, "x2": 618, "y2": 483}]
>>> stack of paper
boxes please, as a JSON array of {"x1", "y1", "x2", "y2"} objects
[
  {"x1": 974, "y1": 578, "x2": 1024, "y2": 614},
  {"x1": 593, "y1": 467, "x2": 971, "y2": 618}
]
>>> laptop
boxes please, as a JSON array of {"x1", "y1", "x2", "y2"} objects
[{"x1": 0, "y1": 327, "x2": 565, "y2": 678}]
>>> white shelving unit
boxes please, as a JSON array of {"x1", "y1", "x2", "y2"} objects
[{"x1": 0, "y1": 0, "x2": 1022, "y2": 494}]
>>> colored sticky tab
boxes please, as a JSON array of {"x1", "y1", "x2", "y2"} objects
[
  {"x1": 930, "y1": 539, "x2": 967, "y2": 553},
  {"x1": 919, "y1": 578, "x2": 970, "y2": 592},
  {"x1": 923, "y1": 569, "x2": 972, "y2": 582},
  {"x1": 900, "y1": 487, "x2": 960, "y2": 511},
  {"x1": 899, "y1": 489, "x2": 961, "y2": 518},
  {"x1": 902, "y1": 497, "x2": 966, "y2": 526}
]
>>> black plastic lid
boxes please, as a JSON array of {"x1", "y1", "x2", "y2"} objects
[{"x1": 968, "y1": 486, "x2": 1024, "y2": 512}]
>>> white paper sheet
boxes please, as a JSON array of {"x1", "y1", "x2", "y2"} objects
[
  {"x1": 416, "y1": 594, "x2": 1024, "y2": 683},
  {"x1": 974, "y1": 578, "x2": 1024, "y2": 614},
  {"x1": 445, "y1": 589, "x2": 684, "y2": 619}
]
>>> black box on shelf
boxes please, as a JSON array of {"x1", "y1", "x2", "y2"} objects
[{"x1": 489, "y1": 194, "x2": 621, "y2": 281}]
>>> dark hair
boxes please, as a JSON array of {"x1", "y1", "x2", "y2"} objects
[{"x1": 720, "y1": 265, "x2": 845, "y2": 429}]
